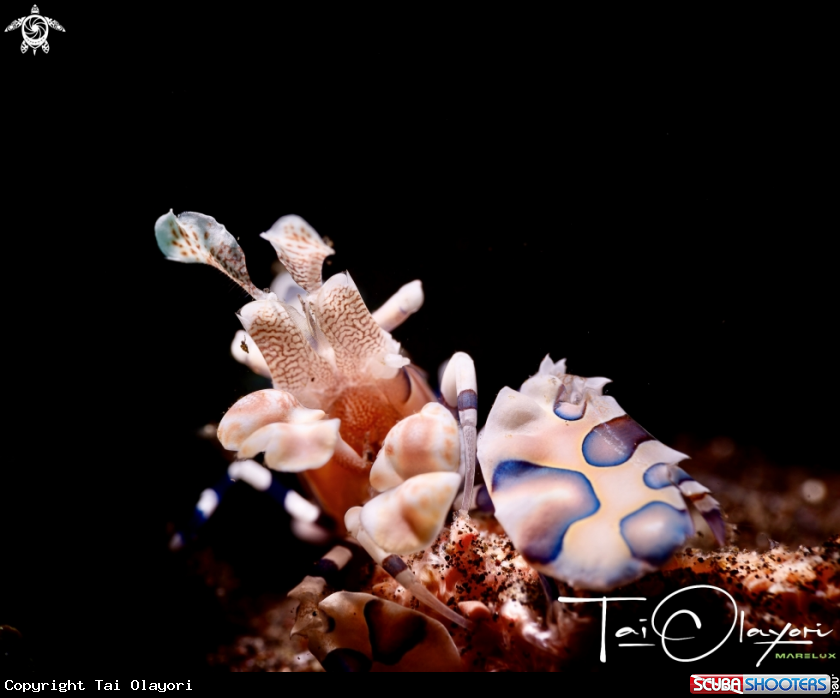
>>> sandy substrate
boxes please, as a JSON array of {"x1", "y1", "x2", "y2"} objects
[{"x1": 194, "y1": 440, "x2": 839, "y2": 671}]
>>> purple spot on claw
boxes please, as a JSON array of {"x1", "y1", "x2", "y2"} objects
[
  {"x1": 621, "y1": 502, "x2": 693, "y2": 566},
  {"x1": 582, "y1": 415, "x2": 653, "y2": 467},
  {"x1": 491, "y1": 460, "x2": 599, "y2": 564},
  {"x1": 643, "y1": 463, "x2": 671, "y2": 489}
]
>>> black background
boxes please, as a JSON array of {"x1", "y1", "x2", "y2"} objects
[{"x1": 2, "y1": 5, "x2": 835, "y2": 678}]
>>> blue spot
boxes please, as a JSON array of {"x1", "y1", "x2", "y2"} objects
[
  {"x1": 553, "y1": 384, "x2": 584, "y2": 420},
  {"x1": 554, "y1": 402, "x2": 584, "y2": 420},
  {"x1": 492, "y1": 460, "x2": 527, "y2": 490},
  {"x1": 492, "y1": 460, "x2": 599, "y2": 564},
  {"x1": 492, "y1": 459, "x2": 553, "y2": 491},
  {"x1": 643, "y1": 463, "x2": 671, "y2": 489},
  {"x1": 644, "y1": 463, "x2": 695, "y2": 490},
  {"x1": 582, "y1": 415, "x2": 654, "y2": 467},
  {"x1": 620, "y1": 502, "x2": 693, "y2": 566},
  {"x1": 457, "y1": 389, "x2": 478, "y2": 411}
]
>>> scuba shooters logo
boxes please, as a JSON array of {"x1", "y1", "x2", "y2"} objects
[
  {"x1": 689, "y1": 674, "x2": 836, "y2": 694},
  {"x1": 4, "y1": 5, "x2": 64, "y2": 54}
]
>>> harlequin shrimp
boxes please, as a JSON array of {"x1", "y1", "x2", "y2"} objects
[
  {"x1": 477, "y1": 357, "x2": 726, "y2": 591},
  {"x1": 155, "y1": 210, "x2": 726, "y2": 669}
]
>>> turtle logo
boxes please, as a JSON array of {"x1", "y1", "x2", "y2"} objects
[{"x1": 5, "y1": 5, "x2": 64, "y2": 55}]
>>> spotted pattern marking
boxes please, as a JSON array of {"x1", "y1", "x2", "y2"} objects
[
  {"x1": 582, "y1": 414, "x2": 654, "y2": 467},
  {"x1": 620, "y1": 501, "x2": 694, "y2": 566},
  {"x1": 241, "y1": 301, "x2": 335, "y2": 395},
  {"x1": 261, "y1": 216, "x2": 335, "y2": 292},
  {"x1": 155, "y1": 211, "x2": 265, "y2": 299},
  {"x1": 491, "y1": 460, "x2": 600, "y2": 565},
  {"x1": 642, "y1": 463, "x2": 672, "y2": 489},
  {"x1": 202, "y1": 236, "x2": 260, "y2": 296}
]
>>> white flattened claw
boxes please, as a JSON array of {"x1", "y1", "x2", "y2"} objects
[
  {"x1": 311, "y1": 272, "x2": 402, "y2": 381},
  {"x1": 370, "y1": 403, "x2": 460, "y2": 492},
  {"x1": 217, "y1": 388, "x2": 326, "y2": 450},
  {"x1": 238, "y1": 419, "x2": 341, "y2": 472},
  {"x1": 479, "y1": 358, "x2": 725, "y2": 591},
  {"x1": 260, "y1": 215, "x2": 334, "y2": 292},
  {"x1": 230, "y1": 330, "x2": 271, "y2": 379},
  {"x1": 480, "y1": 386, "x2": 545, "y2": 434},
  {"x1": 237, "y1": 299, "x2": 336, "y2": 399},
  {"x1": 371, "y1": 280, "x2": 424, "y2": 332},
  {"x1": 360, "y1": 472, "x2": 461, "y2": 554}
]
